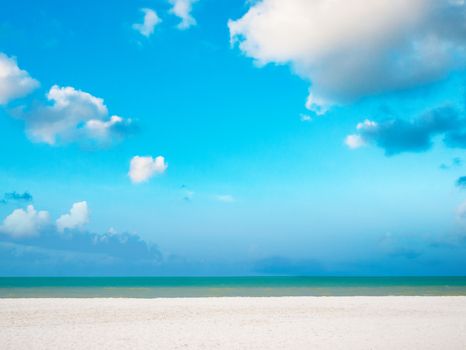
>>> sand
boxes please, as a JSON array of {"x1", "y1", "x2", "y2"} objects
[{"x1": 1, "y1": 297, "x2": 466, "y2": 349}]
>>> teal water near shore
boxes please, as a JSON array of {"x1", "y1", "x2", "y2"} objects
[{"x1": 1, "y1": 276, "x2": 466, "y2": 297}]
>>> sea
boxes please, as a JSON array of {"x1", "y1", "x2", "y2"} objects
[{"x1": 1, "y1": 276, "x2": 466, "y2": 297}]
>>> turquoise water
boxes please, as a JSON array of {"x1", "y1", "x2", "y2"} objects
[{"x1": 1, "y1": 277, "x2": 466, "y2": 297}]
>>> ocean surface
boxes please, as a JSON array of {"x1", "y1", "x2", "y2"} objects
[{"x1": 1, "y1": 277, "x2": 466, "y2": 297}]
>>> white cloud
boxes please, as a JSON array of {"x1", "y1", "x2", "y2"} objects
[
  {"x1": 133, "y1": 8, "x2": 161, "y2": 37},
  {"x1": 56, "y1": 201, "x2": 89, "y2": 233},
  {"x1": 345, "y1": 134, "x2": 366, "y2": 149},
  {"x1": 357, "y1": 120, "x2": 379, "y2": 131},
  {"x1": 0, "y1": 205, "x2": 50, "y2": 238},
  {"x1": 85, "y1": 115, "x2": 134, "y2": 140},
  {"x1": 214, "y1": 194, "x2": 235, "y2": 203},
  {"x1": 169, "y1": 0, "x2": 198, "y2": 29},
  {"x1": 229, "y1": 0, "x2": 466, "y2": 113},
  {"x1": 345, "y1": 119, "x2": 376, "y2": 149},
  {"x1": 0, "y1": 53, "x2": 39, "y2": 105},
  {"x1": 129, "y1": 155, "x2": 168, "y2": 183},
  {"x1": 300, "y1": 114, "x2": 312, "y2": 122},
  {"x1": 22, "y1": 85, "x2": 135, "y2": 145}
]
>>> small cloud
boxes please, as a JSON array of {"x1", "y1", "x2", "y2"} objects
[
  {"x1": 440, "y1": 157, "x2": 462, "y2": 170},
  {"x1": 0, "y1": 191, "x2": 33, "y2": 204},
  {"x1": 456, "y1": 176, "x2": 466, "y2": 189},
  {"x1": 345, "y1": 106, "x2": 464, "y2": 156},
  {"x1": 129, "y1": 155, "x2": 168, "y2": 183},
  {"x1": 345, "y1": 134, "x2": 366, "y2": 149},
  {"x1": 168, "y1": 0, "x2": 198, "y2": 30},
  {"x1": 214, "y1": 194, "x2": 235, "y2": 203},
  {"x1": 85, "y1": 115, "x2": 138, "y2": 141},
  {"x1": 0, "y1": 205, "x2": 50, "y2": 238},
  {"x1": 56, "y1": 201, "x2": 90, "y2": 233},
  {"x1": 19, "y1": 85, "x2": 135, "y2": 145},
  {"x1": 133, "y1": 8, "x2": 161, "y2": 37},
  {"x1": 0, "y1": 53, "x2": 39, "y2": 105},
  {"x1": 300, "y1": 114, "x2": 312, "y2": 122}
]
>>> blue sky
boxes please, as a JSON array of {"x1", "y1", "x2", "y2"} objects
[{"x1": 0, "y1": 0, "x2": 466, "y2": 275}]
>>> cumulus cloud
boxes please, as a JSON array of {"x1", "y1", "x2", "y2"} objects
[
  {"x1": 0, "y1": 205, "x2": 50, "y2": 238},
  {"x1": 56, "y1": 201, "x2": 89, "y2": 232},
  {"x1": 0, "y1": 53, "x2": 39, "y2": 105},
  {"x1": 20, "y1": 85, "x2": 136, "y2": 145},
  {"x1": 133, "y1": 8, "x2": 161, "y2": 37},
  {"x1": 228, "y1": 0, "x2": 466, "y2": 113},
  {"x1": 0, "y1": 200, "x2": 162, "y2": 275},
  {"x1": 0, "y1": 231, "x2": 162, "y2": 275},
  {"x1": 129, "y1": 155, "x2": 168, "y2": 183},
  {"x1": 0, "y1": 191, "x2": 33, "y2": 204},
  {"x1": 346, "y1": 106, "x2": 466, "y2": 155},
  {"x1": 0, "y1": 227, "x2": 161, "y2": 275},
  {"x1": 168, "y1": 0, "x2": 198, "y2": 29}
]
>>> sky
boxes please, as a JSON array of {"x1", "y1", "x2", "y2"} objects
[{"x1": 0, "y1": 0, "x2": 466, "y2": 276}]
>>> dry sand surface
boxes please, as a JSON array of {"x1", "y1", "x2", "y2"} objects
[{"x1": 1, "y1": 297, "x2": 466, "y2": 349}]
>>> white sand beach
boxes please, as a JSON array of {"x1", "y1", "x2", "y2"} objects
[{"x1": 1, "y1": 297, "x2": 466, "y2": 349}]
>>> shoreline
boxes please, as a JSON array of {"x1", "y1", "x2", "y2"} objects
[
  {"x1": 3, "y1": 288, "x2": 466, "y2": 298},
  {"x1": 3, "y1": 276, "x2": 466, "y2": 298}
]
